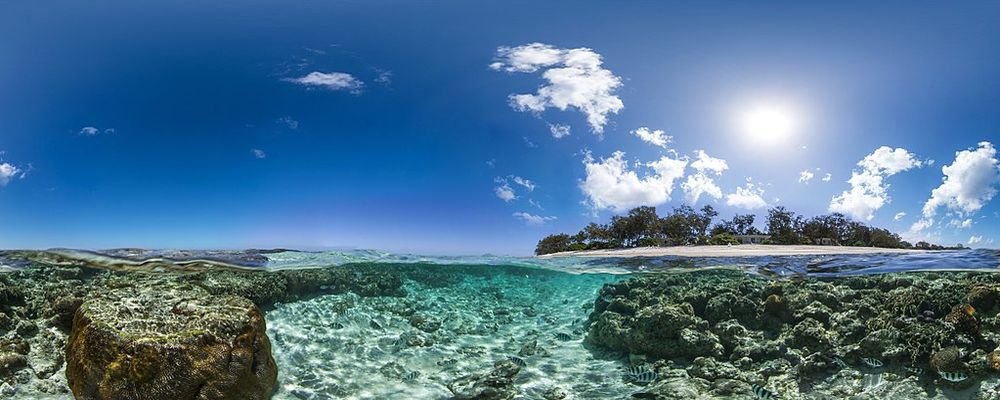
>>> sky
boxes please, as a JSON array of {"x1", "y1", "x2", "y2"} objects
[{"x1": 1, "y1": 1, "x2": 999, "y2": 255}]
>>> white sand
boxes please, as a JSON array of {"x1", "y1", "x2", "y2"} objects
[{"x1": 538, "y1": 244, "x2": 925, "y2": 258}]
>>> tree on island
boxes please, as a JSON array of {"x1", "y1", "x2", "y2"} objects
[{"x1": 534, "y1": 205, "x2": 965, "y2": 255}]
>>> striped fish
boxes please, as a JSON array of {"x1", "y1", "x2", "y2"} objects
[
  {"x1": 938, "y1": 370, "x2": 968, "y2": 382},
  {"x1": 437, "y1": 358, "x2": 458, "y2": 367},
  {"x1": 401, "y1": 371, "x2": 420, "y2": 382},
  {"x1": 623, "y1": 365, "x2": 657, "y2": 384},
  {"x1": 331, "y1": 322, "x2": 345, "y2": 330},
  {"x1": 832, "y1": 357, "x2": 847, "y2": 368},
  {"x1": 905, "y1": 366, "x2": 924, "y2": 375},
  {"x1": 507, "y1": 356, "x2": 527, "y2": 367},
  {"x1": 556, "y1": 332, "x2": 573, "y2": 341},
  {"x1": 862, "y1": 357, "x2": 883, "y2": 368},
  {"x1": 370, "y1": 319, "x2": 383, "y2": 330},
  {"x1": 751, "y1": 384, "x2": 779, "y2": 399}
]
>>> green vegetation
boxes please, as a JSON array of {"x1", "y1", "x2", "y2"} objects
[{"x1": 534, "y1": 205, "x2": 966, "y2": 255}]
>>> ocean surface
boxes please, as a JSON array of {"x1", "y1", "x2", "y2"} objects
[{"x1": 2, "y1": 248, "x2": 1000, "y2": 399}]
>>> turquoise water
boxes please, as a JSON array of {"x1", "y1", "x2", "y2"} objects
[{"x1": 4, "y1": 248, "x2": 1000, "y2": 399}]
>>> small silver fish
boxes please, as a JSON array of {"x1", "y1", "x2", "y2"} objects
[
  {"x1": 751, "y1": 384, "x2": 779, "y2": 399},
  {"x1": 556, "y1": 332, "x2": 573, "y2": 341},
  {"x1": 863, "y1": 357, "x2": 884, "y2": 368},
  {"x1": 370, "y1": 320, "x2": 383, "y2": 330},
  {"x1": 832, "y1": 357, "x2": 847, "y2": 368},
  {"x1": 507, "y1": 356, "x2": 526, "y2": 367},
  {"x1": 938, "y1": 370, "x2": 968, "y2": 382},
  {"x1": 401, "y1": 371, "x2": 420, "y2": 382}
]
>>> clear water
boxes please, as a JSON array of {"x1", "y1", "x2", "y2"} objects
[{"x1": 4, "y1": 248, "x2": 1000, "y2": 399}]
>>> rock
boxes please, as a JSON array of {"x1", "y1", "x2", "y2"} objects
[
  {"x1": 65, "y1": 284, "x2": 277, "y2": 400},
  {"x1": 541, "y1": 386, "x2": 568, "y2": 400},
  {"x1": 518, "y1": 339, "x2": 538, "y2": 356},
  {"x1": 447, "y1": 359, "x2": 521, "y2": 400},
  {"x1": 989, "y1": 350, "x2": 1000, "y2": 371},
  {"x1": 794, "y1": 301, "x2": 833, "y2": 325},
  {"x1": 944, "y1": 304, "x2": 979, "y2": 335},
  {"x1": 929, "y1": 346, "x2": 965, "y2": 372},
  {"x1": 785, "y1": 318, "x2": 832, "y2": 353},
  {"x1": 409, "y1": 313, "x2": 442, "y2": 333},
  {"x1": 763, "y1": 294, "x2": 788, "y2": 319}
]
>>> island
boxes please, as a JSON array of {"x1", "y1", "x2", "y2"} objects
[{"x1": 535, "y1": 205, "x2": 967, "y2": 256}]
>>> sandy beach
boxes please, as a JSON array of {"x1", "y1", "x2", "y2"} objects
[{"x1": 537, "y1": 244, "x2": 927, "y2": 258}]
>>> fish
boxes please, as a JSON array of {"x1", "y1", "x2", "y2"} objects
[
  {"x1": 507, "y1": 356, "x2": 527, "y2": 367},
  {"x1": 905, "y1": 366, "x2": 924, "y2": 375},
  {"x1": 401, "y1": 371, "x2": 420, "y2": 382},
  {"x1": 938, "y1": 370, "x2": 968, "y2": 382},
  {"x1": 623, "y1": 365, "x2": 652, "y2": 376},
  {"x1": 626, "y1": 370, "x2": 657, "y2": 384},
  {"x1": 631, "y1": 392, "x2": 659, "y2": 398},
  {"x1": 862, "y1": 357, "x2": 884, "y2": 368},
  {"x1": 751, "y1": 384, "x2": 779, "y2": 399},
  {"x1": 331, "y1": 322, "x2": 345, "y2": 330},
  {"x1": 832, "y1": 357, "x2": 847, "y2": 368},
  {"x1": 437, "y1": 358, "x2": 458, "y2": 367},
  {"x1": 370, "y1": 320, "x2": 383, "y2": 330},
  {"x1": 556, "y1": 332, "x2": 573, "y2": 341}
]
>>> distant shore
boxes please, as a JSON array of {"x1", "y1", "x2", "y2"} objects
[{"x1": 537, "y1": 244, "x2": 928, "y2": 258}]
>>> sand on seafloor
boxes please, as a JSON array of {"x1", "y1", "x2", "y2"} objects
[{"x1": 538, "y1": 244, "x2": 925, "y2": 258}]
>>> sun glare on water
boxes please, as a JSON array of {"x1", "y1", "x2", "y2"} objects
[{"x1": 741, "y1": 104, "x2": 798, "y2": 147}]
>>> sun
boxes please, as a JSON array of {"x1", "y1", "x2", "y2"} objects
[{"x1": 741, "y1": 104, "x2": 798, "y2": 146}]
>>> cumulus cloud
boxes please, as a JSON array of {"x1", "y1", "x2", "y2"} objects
[
  {"x1": 631, "y1": 127, "x2": 671, "y2": 149},
  {"x1": 549, "y1": 124, "x2": 571, "y2": 139},
  {"x1": 492, "y1": 43, "x2": 623, "y2": 134},
  {"x1": 251, "y1": 149, "x2": 267, "y2": 159},
  {"x1": 726, "y1": 180, "x2": 768, "y2": 210},
  {"x1": 829, "y1": 146, "x2": 922, "y2": 220},
  {"x1": 680, "y1": 150, "x2": 728, "y2": 204},
  {"x1": 512, "y1": 212, "x2": 557, "y2": 225},
  {"x1": 894, "y1": 212, "x2": 907, "y2": 221},
  {"x1": 287, "y1": 71, "x2": 364, "y2": 93},
  {"x1": 494, "y1": 180, "x2": 516, "y2": 202},
  {"x1": 969, "y1": 235, "x2": 983, "y2": 245},
  {"x1": 580, "y1": 151, "x2": 686, "y2": 212},
  {"x1": 822, "y1": 173, "x2": 832, "y2": 182},
  {"x1": 920, "y1": 141, "x2": 999, "y2": 221},
  {"x1": 799, "y1": 170, "x2": 815, "y2": 183},
  {"x1": 0, "y1": 163, "x2": 21, "y2": 186},
  {"x1": 374, "y1": 70, "x2": 392, "y2": 85}
]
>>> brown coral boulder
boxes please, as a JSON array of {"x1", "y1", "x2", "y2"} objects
[{"x1": 65, "y1": 283, "x2": 277, "y2": 400}]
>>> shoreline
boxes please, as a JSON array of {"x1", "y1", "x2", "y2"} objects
[{"x1": 537, "y1": 244, "x2": 929, "y2": 258}]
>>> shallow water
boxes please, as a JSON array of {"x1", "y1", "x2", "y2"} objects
[{"x1": 3, "y1": 248, "x2": 1000, "y2": 399}]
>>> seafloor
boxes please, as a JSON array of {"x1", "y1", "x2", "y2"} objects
[{"x1": 3, "y1": 250, "x2": 1000, "y2": 399}]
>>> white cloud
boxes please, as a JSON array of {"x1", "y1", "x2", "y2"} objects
[
  {"x1": 821, "y1": 173, "x2": 832, "y2": 182},
  {"x1": 494, "y1": 184, "x2": 515, "y2": 202},
  {"x1": 287, "y1": 71, "x2": 363, "y2": 93},
  {"x1": 680, "y1": 150, "x2": 727, "y2": 204},
  {"x1": 278, "y1": 116, "x2": 299, "y2": 130},
  {"x1": 549, "y1": 124, "x2": 571, "y2": 139},
  {"x1": 485, "y1": 159, "x2": 496, "y2": 168},
  {"x1": 580, "y1": 150, "x2": 686, "y2": 212},
  {"x1": 689, "y1": 150, "x2": 728, "y2": 175},
  {"x1": 799, "y1": 170, "x2": 815, "y2": 183},
  {"x1": 511, "y1": 176, "x2": 535, "y2": 192},
  {"x1": 631, "y1": 127, "x2": 671, "y2": 149},
  {"x1": 726, "y1": 180, "x2": 768, "y2": 210},
  {"x1": 523, "y1": 136, "x2": 537, "y2": 148},
  {"x1": 251, "y1": 149, "x2": 267, "y2": 159},
  {"x1": 681, "y1": 173, "x2": 722, "y2": 204},
  {"x1": 492, "y1": 43, "x2": 623, "y2": 134},
  {"x1": 947, "y1": 218, "x2": 973, "y2": 229},
  {"x1": 920, "y1": 142, "x2": 999, "y2": 222},
  {"x1": 374, "y1": 70, "x2": 392, "y2": 85},
  {"x1": 0, "y1": 163, "x2": 21, "y2": 186},
  {"x1": 829, "y1": 146, "x2": 921, "y2": 220},
  {"x1": 969, "y1": 235, "x2": 983, "y2": 245},
  {"x1": 79, "y1": 126, "x2": 99, "y2": 136},
  {"x1": 894, "y1": 212, "x2": 907, "y2": 221},
  {"x1": 512, "y1": 212, "x2": 557, "y2": 225}
]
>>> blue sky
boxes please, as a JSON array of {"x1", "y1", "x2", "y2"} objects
[{"x1": 1, "y1": 1, "x2": 999, "y2": 254}]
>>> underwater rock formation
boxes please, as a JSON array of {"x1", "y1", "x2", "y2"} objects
[
  {"x1": 447, "y1": 359, "x2": 522, "y2": 400},
  {"x1": 585, "y1": 270, "x2": 1000, "y2": 398},
  {"x1": 65, "y1": 283, "x2": 277, "y2": 399}
]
